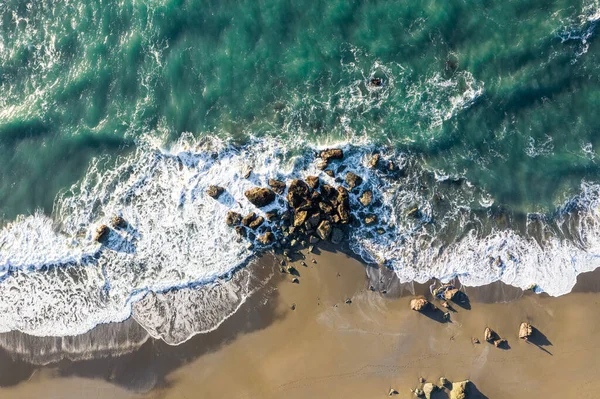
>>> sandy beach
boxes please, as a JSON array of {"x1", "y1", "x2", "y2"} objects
[{"x1": 0, "y1": 245, "x2": 599, "y2": 398}]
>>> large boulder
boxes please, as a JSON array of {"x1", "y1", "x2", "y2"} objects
[
  {"x1": 320, "y1": 184, "x2": 338, "y2": 201},
  {"x1": 359, "y1": 191, "x2": 373, "y2": 206},
  {"x1": 422, "y1": 383, "x2": 438, "y2": 399},
  {"x1": 268, "y1": 179, "x2": 286, "y2": 194},
  {"x1": 306, "y1": 175, "x2": 320, "y2": 189},
  {"x1": 242, "y1": 212, "x2": 257, "y2": 227},
  {"x1": 443, "y1": 288, "x2": 460, "y2": 302},
  {"x1": 94, "y1": 225, "x2": 110, "y2": 242},
  {"x1": 245, "y1": 187, "x2": 276, "y2": 207},
  {"x1": 519, "y1": 322, "x2": 533, "y2": 340},
  {"x1": 225, "y1": 211, "x2": 242, "y2": 226},
  {"x1": 410, "y1": 297, "x2": 429, "y2": 311},
  {"x1": 207, "y1": 185, "x2": 225, "y2": 199},
  {"x1": 293, "y1": 210, "x2": 308, "y2": 227},
  {"x1": 317, "y1": 220, "x2": 332, "y2": 240},
  {"x1": 449, "y1": 380, "x2": 470, "y2": 399},
  {"x1": 287, "y1": 179, "x2": 311, "y2": 208},
  {"x1": 320, "y1": 148, "x2": 344, "y2": 162},
  {"x1": 345, "y1": 172, "x2": 363, "y2": 189}
]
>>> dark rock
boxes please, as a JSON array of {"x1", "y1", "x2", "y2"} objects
[
  {"x1": 207, "y1": 185, "x2": 225, "y2": 199},
  {"x1": 111, "y1": 216, "x2": 126, "y2": 229},
  {"x1": 281, "y1": 210, "x2": 291, "y2": 221},
  {"x1": 336, "y1": 186, "x2": 349, "y2": 206},
  {"x1": 369, "y1": 77, "x2": 383, "y2": 87},
  {"x1": 287, "y1": 179, "x2": 311, "y2": 208},
  {"x1": 293, "y1": 210, "x2": 308, "y2": 227},
  {"x1": 368, "y1": 153, "x2": 380, "y2": 168},
  {"x1": 242, "y1": 212, "x2": 257, "y2": 227},
  {"x1": 320, "y1": 184, "x2": 337, "y2": 201},
  {"x1": 265, "y1": 210, "x2": 279, "y2": 222},
  {"x1": 345, "y1": 298, "x2": 352, "y2": 304},
  {"x1": 249, "y1": 216, "x2": 264, "y2": 229},
  {"x1": 388, "y1": 388, "x2": 398, "y2": 396},
  {"x1": 234, "y1": 226, "x2": 246, "y2": 236},
  {"x1": 494, "y1": 339, "x2": 508, "y2": 348},
  {"x1": 317, "y1": 220, "x2": 332, "y2": 240},
  {"x1": 292, "y1": 277, "x2": 299, "y2": 284},
  {"x1": 306, "y1": 175, "x2": 320, "y2": 189},
  {"x1": 443, "y1": 288, "x2": 460, "y2": 302},
  {"x1": 319, "y1": 202, "x2": 334, "y2": 215},
  {"x1": 309, "y1": 235, "x2": 320, "y2": 244},
  {"x1": 225, "y1": 211, "x2": 243, "y2": 226},
  {"x1": 337, "y1": 204, "x2": 351, "y2": 224},
  {"x1": 268, "y1": 179, "x2": 286, "y2": 194},
  {"x1": 316, "y1": 160, "x2": 328, "y2": 170},
  {"x1": 306, "y1": 213, "x2": 321, "y2": 229},
  {"x1": 345, "y1": 172, "x2": 363, "y2": 189},
  {"x1": 94, "y1": 225, "x2": 110, "y2": 242},
  {"x1": 320, "y1": 148, "x2": 344, "y2": 162},
  {"x1": 245, "y1": 187, "x2": 276, "y2": 207},
  {"x1": 407, "y1": 207, "x2": 421, "y2": 218},
  {"x1": 331, "y1": 228, "x2": 344, "y2": 244},
  {"x1": 364, "y1": 214, "x2": 378, "y2": 225},
  {"x1": 257, "y1": 232, "x2": 275, "y2": 245},
  {"x1": 324, "y1": 170, "x2": 335, "y2": 178},
  {"x1": 359, "y1": 191, "x2": 373, "y2": 206},
  {"x1": 484, "y1": 327, "x2": 499, "y2": 342},
  {"x1": 472, "y1": 337, "x2": 480, "y2": 344}
]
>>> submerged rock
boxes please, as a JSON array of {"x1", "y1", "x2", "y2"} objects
[
  {"x1": 345, "y1": 172, "x2": 363, "y2": 189},
  {"x1": 245, "y1": 187, "x2": 276, "y2": 207},
  {"x1": 320, "y1": 148, "x2": 344, "y2": 162},
  {"x1": 359, "y1": 190, "x2": 373, "y2": 206},
  {"x1": 111, "y1": 216, "x2": 126, "y2": 229},
  {"x1": 368, "y1": 153, "x2": 380, "y2": 168},
  {"x1": 364, "y1": 214, "x2": 378, "y2": 225},
  {"x1": 207, "y1": 185, "x2": 225, "y2": 199},
  {"x1": 410, "y1": 297, "x2": 429, "y2": 311},
  {"x1": 519, "y1": 322, "x2": 533, "y2": 340},
  {"x1": 225, "y1": 211, "x2": 243, "y2": 226},
  {"x1": 268, "y1": 179, "x2": 286, "y2": 194}
]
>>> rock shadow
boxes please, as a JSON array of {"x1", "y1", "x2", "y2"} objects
[{"x1": 526, "y1": 327, "x2": 553, "y2": 355}]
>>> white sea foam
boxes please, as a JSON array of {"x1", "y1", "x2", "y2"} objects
[{"x1": 1, "y1": 135, "x2": 600, "y2": 341}]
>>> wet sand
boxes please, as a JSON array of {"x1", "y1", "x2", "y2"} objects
[{"x1": 1, "y1": 248, "x2": 600, "y2": 398}]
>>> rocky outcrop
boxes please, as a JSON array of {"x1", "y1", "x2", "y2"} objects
[
  {"x1": 94, "y1": 225, "x2": 110, "y2": 242},
  {"x1": 306, "y1": 213, "x2": 321, "y2": 229},
  {"x1": 410, "y1": 297, "x2": 429, "y2": 311},
  {"x1": 345, "y1": 172, "x2": 363, "y2": 189},
  {"x1": 245, "y1": 187, "x2": 276, "y2": 207},
  {"x1": 225, "y1": 211, "x2": 242, "y2": 226},
  {"x1": 359, "y1": 191, "x2": 373, "y2": 206},
  {"x1": 287, "y1": 179, "x2": 311, "y2": 208},
  {"x1": 268, "y1": 179, "x2": 286, "y2": 194},
  {"x1": 207, "y1": 185, "x2": 225, "y2": 199},
  {"x1": 519, "y1": 322, "x2": 533, "y2": 340}
]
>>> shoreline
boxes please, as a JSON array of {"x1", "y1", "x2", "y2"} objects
[{"x1": 1, "y1": 247, "x2": 600, "y2": 397}]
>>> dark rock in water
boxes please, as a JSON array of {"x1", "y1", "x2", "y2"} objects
[
  {"x1": 345, "y1": 172, "x2": 363, "y2": 189},
  {"x1": 410, "y1": 296, "x2": 429, "y2": 311},
  {"x1": 306, "y1": 213, "x2": 321, "y2": 229},
  {"x1": 257, "y1": 231, "x2": 275, "y2": 245},
  {"x1": 111, "y1": 216, "x2": 126, "y2": 229},
  {"x1": 306, "y1": 175, "x2": 320, "y2": 189},
  {"x1": 337, "y1": 204, "x2": 351, "y2": 224},
  {"x1": 359, "y1": 191, "x2": 373, "y2": 206},
  {"x1": 265, "y1": 210, "x2": 279, "y2": 222},
  {"x1": 225, "y1": 211, "x2": 243, "y2": 226},
  {"x1": 319, "y1": 201, "x2": 334, "y2": 215},
  {"x1": 369, "y1": 77, "x2": 383, "y2": 87},
  {"x1": 336, "y1": 186, "x2": 349, "y2": 206},
  {"x1": 368, "y1": 153, "x2": 380, "y2": 168},
  {"x1": 207, "y1": 185, "x2": 225, "y2": 199},
  {"x1": 387, "y1": 161, "x2": 396, "y2": 171},
  {"x1": 364, "y1": 214, "x2": 378, "y2": 225},
  {"x1": 376, "y1": 228, "x2": 386, "y2": 235},
  {"x1": 317, "y1": 220, "x2": 332, "y2": 240},
  {"x1": 287, "y1": 179, "x2": 311, "y2": 208},
  {"x1": 320, "y1": 148, "x2": 344, "y2": 162},
  {"x1": 268, "y1": 179, "x2": 286, "y2": 194},
  {"x1": 242, "y1": 212, "x2": 257, "y2": 227},
  {"x1": 331, "y1": 228, "x2": 344, "y2": 244},
  {"x1": 316, "y1": 160, "x2": 328, "y2": 170},
  {"x1": 94, "y1": 225, "x2": 110, "y2": 242},
  {"x1": 320, "y1": 184, "x2": 337, "y2": 201},
  {"x1": 249, "y1": 216, "x2": 265, "y2": 229},
  {"x1": 234, "y1": 226, "x2": 246, "y2": 236},
  {"x1": 324, "y1": 170, "x2": 335, "y2": 178},
  {"x1": 309, "y1": 235, "x2": 320, "y2": 244},
  {"x1": 293, "y1": 210, "x2": 309, "y2": 227},
  {"x1": 245, "y1": 187, "x2": 276, "y2": 207}
]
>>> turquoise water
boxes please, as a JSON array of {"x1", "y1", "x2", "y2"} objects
[{"x1": 2, "y1": 0, "x2": 600, "y2": 338}]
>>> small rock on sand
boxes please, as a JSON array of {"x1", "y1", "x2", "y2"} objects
[
  {"x1": 519, "y1": 322, "x2": 533, "y2": 339},
  {"x1": 410, "y1": 297, "x2": 429, "y2": 311},
  {"x1": 484, "y1": 327, "x2": 499, "y2": 342}
]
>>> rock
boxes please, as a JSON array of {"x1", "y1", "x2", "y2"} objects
[
  {"x1": 291, "y1": 277, "x2": 299, "y2": 284},
  {"x1": 331, "y1": 228, "x2": 344, "y2": 244},
  {"x1": 472, "y1": 337, "x2": 480, "y2": 344},
  {"x1": 311, "y1": 259, "x2": 317, "y2": 264},
  {"x1": 293, "y1": 210, "x2": 308, "y2": 227},
  {"x1": 336, "y1": 186, "x2": 349, "y2": 206},
  {"x1": 290, "y1": 303, "x2": 296, "y2": 311},
  {"x1": 422, "y1": 383, "x2": 437, "y2": 398},
  {"x1": 225, "y1": 211, "x2": 243, "y2": 226},
  {"x1": 265, "y1": 210, "x2": 279, "y2": 222},
  {"x1": 368, "y1": 153, "x2": 380, "y2": 168},
  {"x1": 268, "y1": 179, "x2": 286, "y2": 194},
  {"x1": 410, "y1": 297, "x2": 429, "y2": 311},
  {"x1": 345, "y1": 172, "x2": 363, "y2": 189},
  {"x1": 359, "y1": 191, "x2": 373, "y2": 206},
  {"x1": 318, "y1": 201, "x2": 334, "y2": 215},
  {"x1": 449, "y1": 380, "x2": 469, "y2": 399},
  {"x1": 306, "y1": 175, "x2": 320, "y2": 189},
  {"x1": 309, "y1": 235, "x2": 320, "y2": 244},
  {"x1": 94, "y1": 225, "x2": 110, "y2": 242},
  {"x1": 443, "y1": 288, "x2": 460, "y2": 302},
  {"x1": 345, "y1": 298, "x2": 352, "y2": 304},
  {"x1": 388, "y1": 388, "x2": 398, "y2": 396},
  {"x1": 234, "y1": 226, "x2": 246, "y2": 236},
  {"x1": 257, "y1": 232, "x2": 274, "y2": 245},
  {"x1": 337, "y1": 204, "x2": 351, "y2": 224},
  {"x1": 316, "y1": 160, "x2": 328, "y2": 170},
  {"x1": 441, "y1": 301, "x2": 449, "y2": 308},
  {"x1": 207, "y1": 185, "x2": 225, "y2": 199},
  {"x1": 245, "y1": 187, "x2": 276, "y2": 207},
  {"x1": 414, "y1": 388, "x2": 425, "y2": 397},
  {"x1": 419, "y1": 377, "x2": 426, "y2": 383},
  {"x1": 111, "y1": 216, "x2": 126, "y2": 229},
  {"x1": 443, "y1": 312, "x2": 451, "y2": 321},
  {"x1": 439, "y1": 377, "x2": 448, "y2": 386},
  {"x1": 387, "y1": 161, "x2": 396, "y2": 171},
  {"x1": 519, "y1": 322, "x2": 533, "y2": 340},
  {"x1": 320, "y1": 184, "x2": 337, "y2": 201},
  {"x1": 407, "y1": 207, "x2": 420, "y2": 218},
  {"x1": 324, "y1": 170, "x2": 335, "y2": 178},
  {"x1": 243, "y1": 168, "x2": 252, "y2": 179},
  {"x1": 494, "y1": 339, "x2": 508, "y2": 348},
  {"x1": 484, "y1": 327, "x2": 499, "y2": 342},
  {"x1": 287, "y1": 179, "x2": 311, "y2": 208},
  {"x1": 249, "y1": 216, "x2": 264, "y2": 229},
  {"x1": 316, "y1": 220, "x2": 332, "y2": 240},
  {"x1": 242, "y1": 212, "x2": 257, "y2": 227},
  {"x1": 320, "y1": 148, "x2": 344, "y2": 163},
  {"x1": 287, "y1": 266, "x2": 298, "y2": 275},
  {"x1": 364, "y1": 214, "x2": 378, "y2": 225},
  {"x1": 306, "y1": 213, "x2": 321, "y2": 229}
]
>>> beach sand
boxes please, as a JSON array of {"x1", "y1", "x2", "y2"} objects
[{"x1": 1, "y1": 246, "x2": 600, "y2": 398}]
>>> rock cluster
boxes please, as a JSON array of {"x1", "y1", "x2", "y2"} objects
[{"x1": 484, "y1": 327, "x2": 507, "y2": 348}]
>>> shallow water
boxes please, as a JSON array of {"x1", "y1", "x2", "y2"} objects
[{"x1": 2, "y1": 0, "x2": 600, "y2": 340}]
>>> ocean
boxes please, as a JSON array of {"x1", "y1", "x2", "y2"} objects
[{"x1": 2, "y1": 0, "x2": 600, "y2": 342}]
